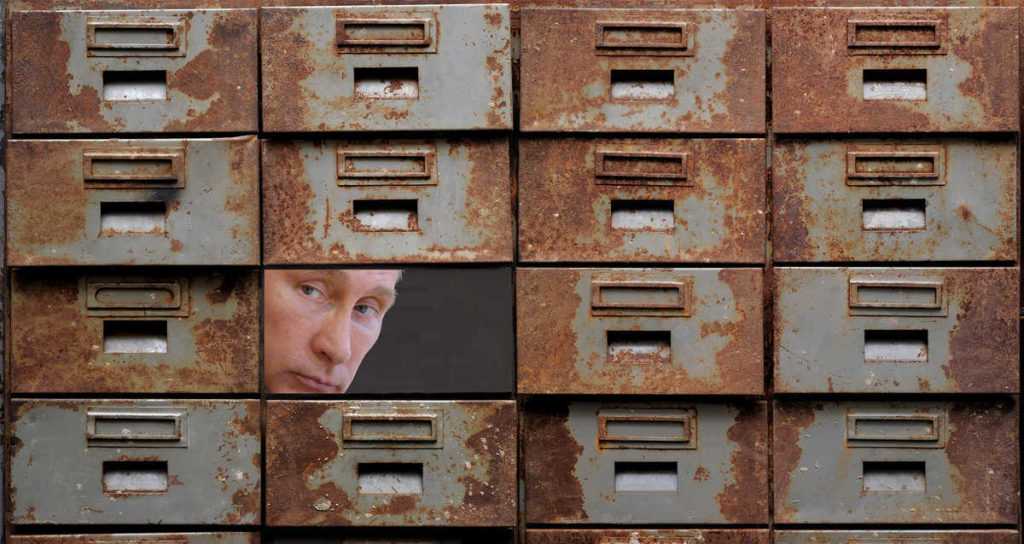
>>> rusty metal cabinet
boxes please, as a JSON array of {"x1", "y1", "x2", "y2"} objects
[
  {"x1": 775, "y1": 531, "x2": 1020, "y2": 544},
  {"x1": 774, "y1": 399, "x2": 1019, "y2": 524},
  {"x1": 520, "y1": 8, "x2": 765, "y2": 133},
  {"x1": 265, "y1": 400, "x2": 516, "y2": 527},
  {"x1": 6, "y1": 137, "x2": 260, "y2": 266},
  {"x1": 262, "y1": 137, "x2": 513, "y2": 264},
  {"x1": 528, "y1": 530, "x2": 770, "y2": 544},
  {"x1": 773, "y1": 137, "x2": 1017, "y2": 263},
  {"x1": 260, "y1": 4, "x2": 512, "y2": 132},
  {"x1": 517, "y1": 268, "x2": 763, "y2": 395},
  {"x1": 11, "y1": 269, "x2": 259, "y2": 394},
  {"x1": 775, "y1": 267, "x2": 1019, "y2": 394},
  {"x1": 773, "y1": 7, "x2": 1019, "y2": 133},
  {"x1": 11, "y1": 399, "x2": 261, "y2": 525},
  {"x1": 11, "y1": 535, "x2": 260, "y2": 544},
  {"x1": 519, "y1": 138, "x2": 766, "y2": 263},
  {"x1": 523, "y1": 400, "x2": 768, "y2": 524},
  {"x1": 10, "y1": 8, "x2": 258, "y2": 134}
]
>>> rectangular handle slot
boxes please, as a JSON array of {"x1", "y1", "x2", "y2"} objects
[
  {"x1": 592, "y1": 280, "x2": 691, "y2": 317},
  {"x1": 354, "y1": 67, "x2": 419, "y2": 99},
  {"x1": 595, "y1": 151, "x2": 690, "y2": 186},
  {"x1": 100, "y1": 201, "x2": 167, "y2": 236},
  {"x1": 614, "y1": 462, "x2": 678, "y2": 492},
  {"x1": 87, "y1": 410, "x2": 185, "y2": 443},
  {"x1": 863, "y1": 69, "x2": 927, "y2": 101},
  {"x1": 343, "y1": 415, "x2": 438, "y2": 443},
  {"x1": 863, "y1": 461, "x2": 926, "y2": 493},
  {"x1": 847, "y1": 149, "x2": 943, "y2": 186},
  {"x1": 357, "y1": 463, "x2": 423, "y2": 494},
  {"x1": 849, "y1": 278, "x2": 944, "y2": 317},
  {"x1": 848, "y1": 20, "x2": 944, "y2": 54},
  {"x1": 352, "y1": 199, "x2": 419, "y2": 232},
  {"x1": 87, "y1": 19, "x2": 186, "y2": 57},
  {"x1": 847, "y1": 413, "x2": 944, "y2": 448},
  {"x1": 864, "y1": 330, "x2": 928, "y2": 363},
  {"x1": 600, "y1": 534, "x2": 700, "y2": 544},
  {"x1": 611, "y1": 69, "x2": 675, "y2": 100},
  {"x1": 862, "y1": 199, "x2": 925, "y2": 230},
  {"x1": 610, "y1": 199, "x2": 674, "y2": 231},
  {"x1": 84, "y1": 150, "x2": 185, "y2": 189},
  {"x1": 337, "y1": 149, "x2": 437, "y2": 186},
  {"x1": 607, "y1": 330, "x2": 671, "y2": 365},
  {"x1": 599, "y1": 411, "x2": 696, "y2": 450},
  {"x1": 596, "y1": 22, "x2": 693, "y2": 56},
  {"x1": 102, "y1": 461, "x2": 169, "y2": 494},
  {"x1": 88, "y1": 282, "x2": 182, "y2": 311},
  {"x1": 103, "y1": 71, "x2": 168, "y2": 101},
  {"x1": 103, "y1": 320, "x2": 168, "y2": 354},
  {"x1": 337, "y1": 19, "x2": 432, "y2": 47}
]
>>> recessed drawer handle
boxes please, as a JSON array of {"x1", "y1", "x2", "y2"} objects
[
  {"x1": 846, "y1": 149, "x2": 944, "y2": 186},
  {"x1": 595, "y1": 150, "x2": 690, "y2": 186},
  {"x1": 596, "y1": 21, "x2": 692, "y2": 52},
  {"x1": 598, "y1": 411, "x2": 698, "y2": 450},
  {"x1": 847, "y1": 413, "x2": 945, "y2": 449},
  {"x1": 591, "y1": 280, "x2": 692, "y2": 316},
  {"x1": 83, "y1": 150, "x2": 185, "y2": 189},
  {"x1": 87, "y1": 281, "x2": 183, "y2": 311},
  {"x1": 600, "y1": 533, "x2": 699, "y2": 544},
  {"x1": 848, "y1": 19, "x2": 944, "y2": 52},
  {"x1": 342, "y1": 413, "x2": 440, "y2": 444},
  {"x1": 87, "y1": 410, "x2": 186, "y2": 444},
  {"x1": 848, "y1": 279, "x2": 944, "y2": 311},
  {"x1": 337, "y1": 18, "x2": 433, "y2": 48},
  {"x1": 87, "y1": 20, "x2": 183, "y2": 53},
  {"x1": 337, "y1": 148, "x2": 437, "y2": 186}
]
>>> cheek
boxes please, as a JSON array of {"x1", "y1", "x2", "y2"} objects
[{"x1": 351, "y1": 323, "x2": 383, "y2": 361}]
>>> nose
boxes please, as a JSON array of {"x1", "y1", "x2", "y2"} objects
[{"x1": 311, "y1": 308, "x2": 353, "y2": 368}]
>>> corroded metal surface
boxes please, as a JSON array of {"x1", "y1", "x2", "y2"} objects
[
  {"x1": 775, "y1": 267, "x2": 1019, "y2": 394},
  {"x1": 262, "y1": 137, "x2": 513, "y2": 264},
  {"x1": 519, "y1": 137, "x2": 765, "y2": 262},
  {"x1": 774, "y1": 399, "x2": 1019, "y2": 524},
  {"x1": 261, "y1": 4, "x2": 512, "y2": 132},
  {"x1": 11, "y1": 269, "x2": 259, "y2": 394},
  {"x1": 774, "y1": 1, "x2": 1015, "y2": 5},
  {"x1": 7, "y1": 137, "x2": 260, "y2": 266},
  {"x1": 520, "y1": 8, "x2": 765, "y2": 133},
  {"x1": 10, "y1": 9, "x2": 257, "y2": 134},
  {"x1": 264, "y1": 531, "x2": 513, "y2": 543},
  {"x1": 517, "y1": 268, "x2": 763, "y2": 395},
  {"x1": 12, "y1": 1, "x2": 256, "y2": 8},
  {"x1": 776, "y1": 531, "x2": 1020, "y2": 544},
  {"x1": 523, "y1": 400, "x2": 768, "y2": 524},
  {"x1": 266, "y1": 400, "x2": 516, "y2": 527},
  {"x1": 11, "y1": 399, "x2": 261, "y2": 525},
  {"x1": 11, "y1": 535, "x2": 260, "y2": 544},
  {"x1": 773, "y1": 137, "x2": 1017, "y2": 262},
  {"x1": 773, "y1": 7, "x2": 1018, "y2": 133},
  {"x1": 527, "y1": 529, "x2": 770, "y2": 544}
]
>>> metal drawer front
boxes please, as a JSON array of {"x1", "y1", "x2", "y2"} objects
[
  {"x1": 520, "y1": 8, "x2": 765, "y2": 133},
  {"x1": 266, "y1": 400, "x2": 516, "y2": 527},
  {"x1": 775, "y1": 267, "x2": 1018, "y2": 394},
  {"x1": 261, "y1": 4, "x2": 512, "y2": 132},
  {"x1": 11, "y1": 8, "x2": 257, "y2": 133},
  {"x1": 775, "y1": 530, "x2": 1019, "y2": 544},
  {"x1": 528, "y1": 529, "x2": 769, "y2": 544},
  {"x1": 519, "y1": 138, "x2": 766, "y2": 263},
  {"x1": 12, "y1": 269, "x2": 259, "y2": 394},
  {"x1": 11, "y1": 400, "x2": 261, "y2": 525},
  {"x1": 518, "y1": 268, "x2": 763, "y2": 395},
  {"x1": 11, "y1": 534, "x2": 260, "y2": 544},
  {"x1": 524, "y1": 400, "x2": 768, "y2": 524},
  {"x1": 263, "y1": 137, "x2": 513, "y2": 264},
  {"x1": 7, "y1": 137, "x2": 260, "y2": 266},
  {"x1": 774, "y1": 399, "x2": 1019, "y2": 524}
]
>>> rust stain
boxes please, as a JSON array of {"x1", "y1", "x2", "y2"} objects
[
  {"x1": 772, "y1": 402, "x2": 816, "y2": 522},
  {"x1": 525, "y1": 529, "x2": 771, "y2": 544},
  {"x1": 452, "y1": 401, "x2": 517, "y2": 524},
  {"x1": 260, "y1": 9, "x2": 318, "y2": 131},
  {"x1": 946, "y1": 399, "x2": 1019, "y2": 522},
  {"x1": 516, "y1": 269, "x2": 584, "y2": 393},
  {"x1": 693, "y1": 466, "x2": 711, "y2": 481},
  {"x1": 946, "y1": 269, "x2": 1018, "y2": 392},
  {"x1": 717, "y1": 402, "x2": 768, "y2": 523},
  {"x1": 523, "y1": 402, "x2": 585, "y2": 523},
  {"x1": 7, "y1": 142, "x2": 87, "y2": 261},
  {"x1": 262, "y1": 141, "x2": 319, "y2": 263}
]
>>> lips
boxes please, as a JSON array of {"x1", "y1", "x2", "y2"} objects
[{"x1": 292, "y1": 372, "x2": 343, "y2": 393}]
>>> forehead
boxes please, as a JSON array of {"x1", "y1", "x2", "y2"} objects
[{"x1": 267, "y1": 269, "x2": 401, "y2": 290}]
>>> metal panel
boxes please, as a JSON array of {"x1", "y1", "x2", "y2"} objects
[
  {"x1": 263, "y1": 137, "x2": 513, "y2": 264},
  {"x1": 11, "y1": 399, "x2": 261, "y2": 525},
  {"x1": 519, "y1": 138, "x2": 765, "y2": 263},
  {"x1": 775, "y1": 530, "x2": 1019, "y2": 544},
  {"x1": 773, "y1": 7, "x2": 1018, "y2": 133},
  {"x1": 266, "y1": 531, "x2": 514, "y2": 543},
  {"x1": 775, "y1": 267, "x2": 1018, "y2": 393},
  {"x1": 10, "y1": 8, "x2": 257, "y2": 134},
  {"x1": 528, "y1": 529, "x2": 770, "y2": 544},
  {"x1": 11, "y1": 534, "x2": 260, "y2": 544},
  {"x1": 11, "y1": 269, "x2": 258, "y2": 394},
  {"x1": 520, "y1": 8, "x2": 765, "y2": 133},
  {"x1": 517, "y1": 268, "x2": 763, "y2": 395},
  {"x1": 266, "y1": 400, "x2": 516, "y2": 527},
  {"x1": 261, "y1": 4, "x2": 511, "y2": 132},
  {"x1": 774, "y1": 399, "x2": 1019, "y2": 524},
  {"x1": 6, "y1": 137, "x2": 260, "y2": 266},
  {"x1": 773, "y1": 137, "x2": 1017, "y2": 262},
  {"x1": 523, "y1": 400, "x2": 768, "y2": 524}
]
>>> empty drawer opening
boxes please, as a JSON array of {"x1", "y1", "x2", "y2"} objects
[
  {"x1": 865, "y1": 330, "x2": 928, "y2": 363},
  {"x1": 102, "y1": 460, "x2": 169, "y2": 494},
  {"x1": 354, "y1": 67, "x2": 419, "y2": 99},
  {"x1": 103, "y1": 320, "x2": 168, "y2": 354},
  {"x1": 611, "y1": 200, "x2": 674, "y2": 231},
  {"x1": 608, "y1": 330, "x2": 671, "y2": 364},
  {"x1": 357, "y1": 463, "x2": 424, "y2": 494},
  {"x1": 863, "y1": 69, "x2": 926, "y2": 101},
  {"x1": 611, "y1": 69, "x2": 675, "y2": 100},
  {"x1": 353, "y1": 199, "x2": 419, "y2": 231},
  {"x1": 100, "y1": 201, "x2": 167, "y2": 236},
  {"x1": 102, "y1": 70, "x2": 168, "y2": 101},
  {"x1": 862, "y1": 199, "x2": 926, "y2": 230},
  {"x1": 863, "y1": 461, "x2": 925, "y2": 493},
  {"x1": 614, "y1": 462, "x2": 678, "y2": 492}
]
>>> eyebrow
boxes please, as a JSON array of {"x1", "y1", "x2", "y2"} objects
[{"x1": 366, "y1": 286, "x2": 398, "y2": 301}]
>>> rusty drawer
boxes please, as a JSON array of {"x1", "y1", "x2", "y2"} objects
[
  {"x1": 261, "y1": 4, "x2": 511, "y2": 132},
  {"x1": 519, "y1": 138, "x2": 765, "y2": 263},
  {"x1": 10, "y1": 8, "x2": 257, "y2": 134},
  {"x1": 263, "y1": 137, "x2": 513, "y2": 264},
  {"x1": 774, "y1": 399, "x2": 1019, "y2": 524},
  {"x1": 520, "y1": 8, "x2": 765, "y2": 133},
  {"x1": 775, "y1": 267, "x2": 1018, "y2": 394},
  {"x1": 773, "y1": 7, "x2": 1018, "y2": 133},
  {"x1": 11, "y1": 535, "x2": 260, "y2": 544},
  {"x1": 524, "y1": 400, "x2": 768, "y2": 524},
  {"x1": 265, "y1": 531, "x2": 513, "y2": 543},
  {"x1": 528, "y1": 530, "x2": 769, "y2": 544},
  {"x1": 11, "y1": 399, "x2": 261, "y2": 525},
  {"x1": 6, "y1": 137, "x2": 259, "y2": 266},
  {"x1": 517, "y1": 268, "x2": 763, "y2": 395},
  {"x1": 266, "y1": 400, "x2": 516, "y2": 527},
  {"x1": 773, "y1": 137, "x2": 1017, "y2": 263},
  {"x1": 775, "y1": 531, "x2": 1019, "y2": 544},
  {"x1": 11, "y1": 269, "x2": 258, "y2": 394}
]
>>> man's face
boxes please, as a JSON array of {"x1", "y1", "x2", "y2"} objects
[{"x1": 264, "y1": 269, "x2": 400, "y2": 394}]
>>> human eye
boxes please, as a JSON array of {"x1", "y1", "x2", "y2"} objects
[
  {"x1": 354, "y1": 301, "x2": 381, "y2": 317},
  {"x1": 298, "y1": 283, "x2": 326, "y2": 300}
]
